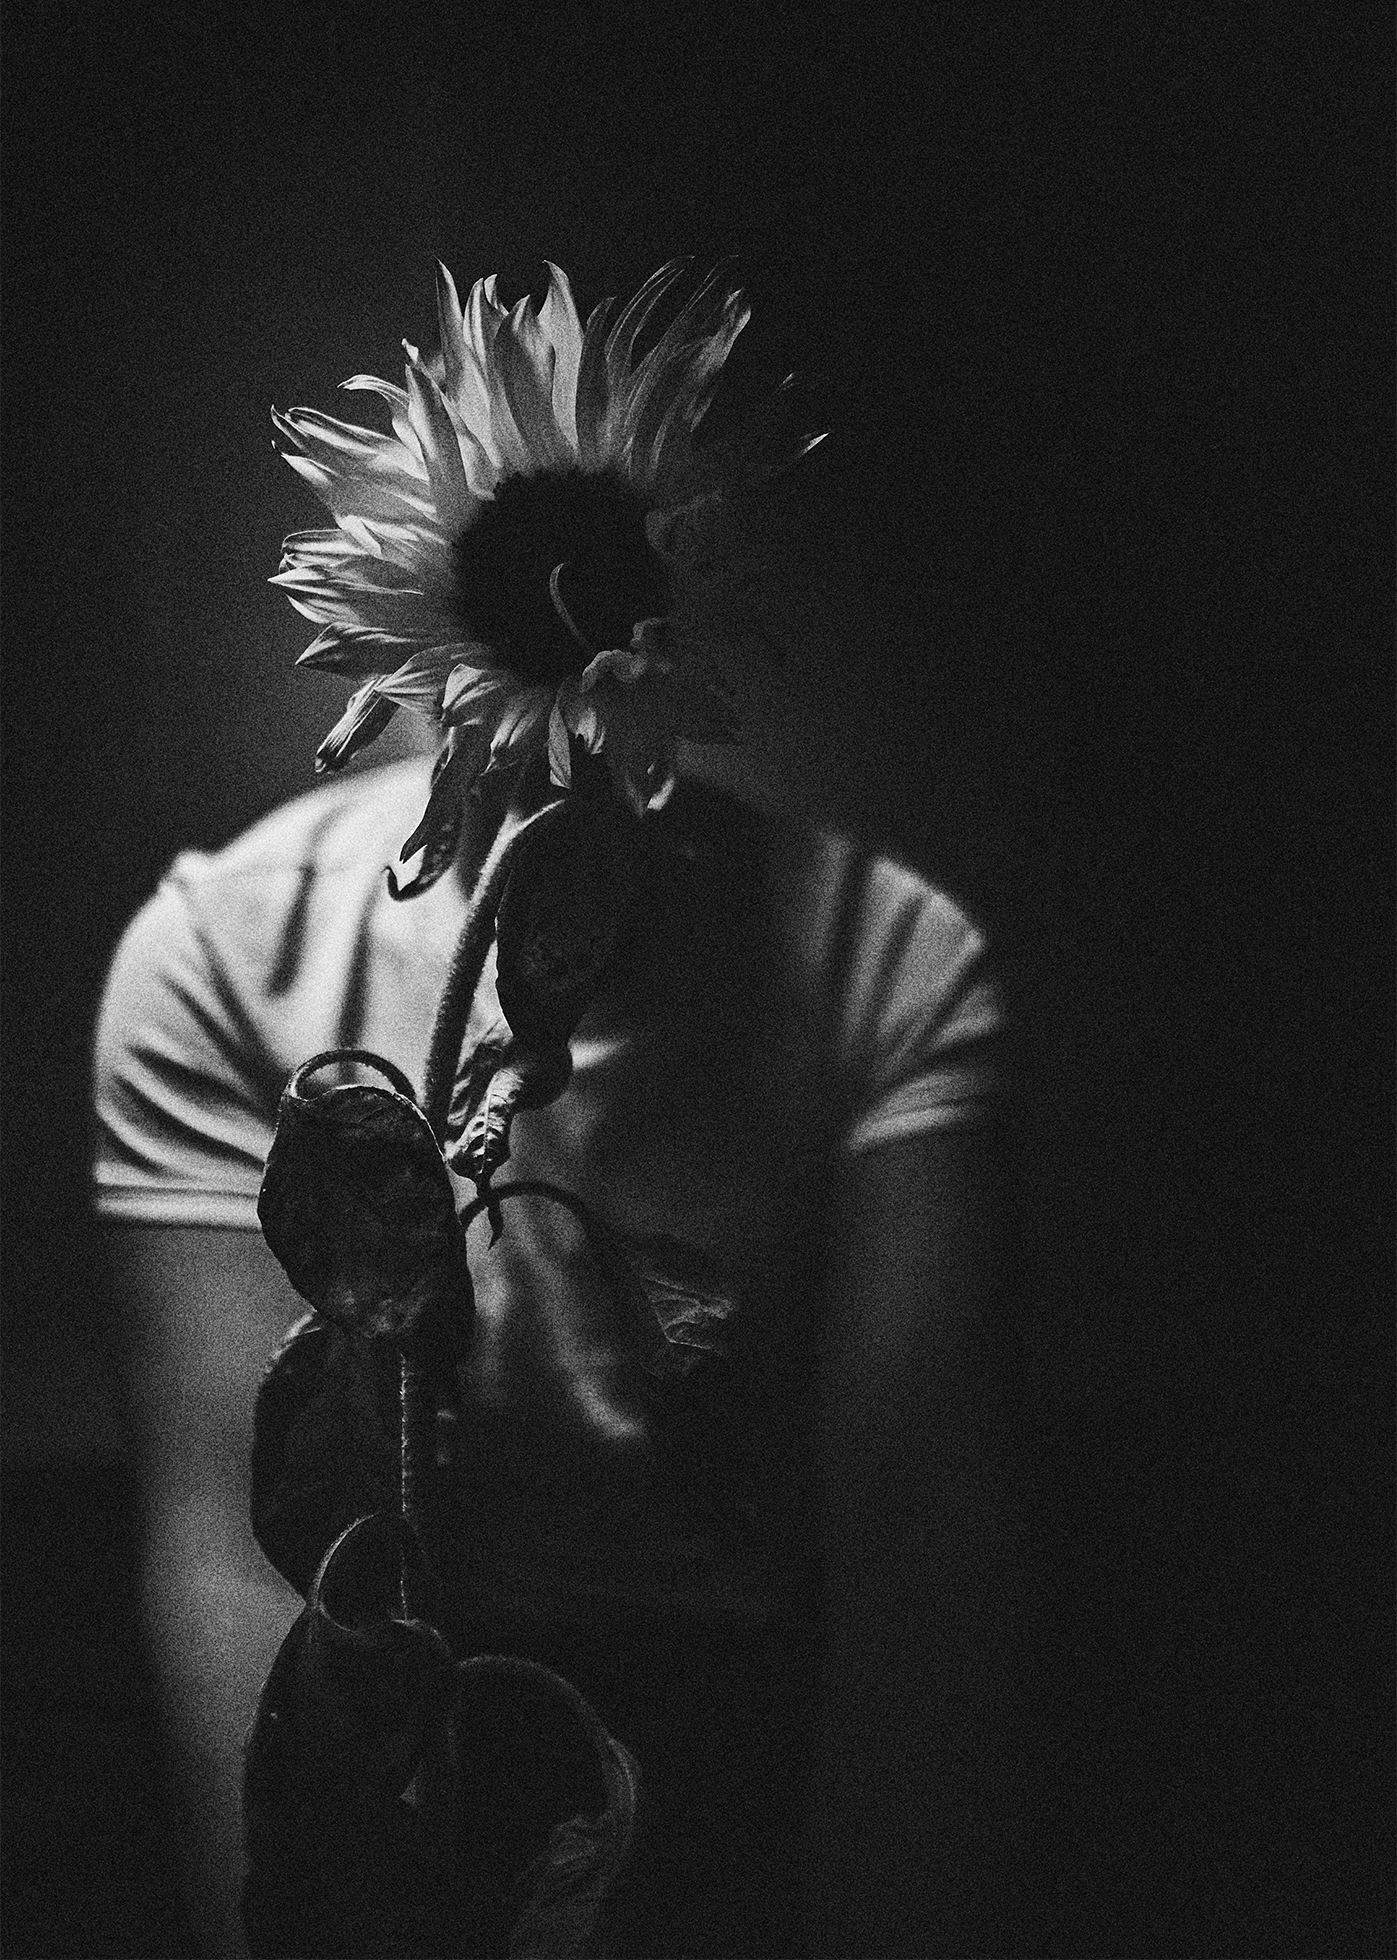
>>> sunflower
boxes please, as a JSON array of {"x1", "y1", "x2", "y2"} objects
[{"x1": 271, "y1": 259, "x2": 825, "y2": 896}]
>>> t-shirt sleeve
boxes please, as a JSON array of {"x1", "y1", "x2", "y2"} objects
[
  {"x1": 92, "y1": 869, "x2": 277, "y2": 1228},
  {"x1": 828, "y1": 847, "x2": 1004, "y2": 1153}
]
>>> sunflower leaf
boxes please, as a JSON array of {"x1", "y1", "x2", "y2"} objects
[
  {"x1": 388, "y1": 734, "x2": 469, "y2": 901},
  {"x1": 589, "y1": 1225, "x2": 740, "y2": 1386},
  {"x1": 452, "y1": 1657, "x2": 640, "y2": 1959},
  {"x1": 494, "y1": 797, "x2": 635, "y2": 1046},
  {"x1": 257, "y1": 1050, "x2": 471, "y2": 1344},
  {"x1": 446, "y1": 1042, "x2": 573, "y2": 1189},
  {"x1": 242, "y1": 1513, "x2": 457, "y2": 1959},
  {"x1": 443, "y1": 1021, "x2": 514, "y2": 1148},
  {"x1": 249, "y1": 1314, "x2": 399, "y2": 1598}
]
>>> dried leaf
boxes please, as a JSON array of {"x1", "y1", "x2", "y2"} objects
[
  {"x1": 444, "y1": 1018, "x2": 514, "y2": 1148},
  {"x1": 590, "y1": 1227, "x2": 740, "y2": 1386},
  {"x1": 495, "y1": 798, "x2": 634, "y2": 1046},
  {"x1": 258, "y1": 1049, "x2": 471, "y2": 1344},
  {"x1": 250, "y1": 1313, "x2": 399, "y2": 1597},
  {"x1": 451, "y1": 1656, "x2": 640, "y2": 1960},
  {"x1": 243, "y1": 1524, "x2": 643, "y2": 1956},
  {"x1": 387, "y1": 729, "x2": 470, "y2": 902},
  {"x1": 242, "y1": 1513, "x2": 458, "y2": 1959},
  {"x1": 447, "y1": 1043, "x2": 573, "y2": 1188}
]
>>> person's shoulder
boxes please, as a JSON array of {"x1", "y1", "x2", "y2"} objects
[
  {"x1": 93, "y1": 761, "x2": 440, "y2": 1219},
  {"x1": 704, "y1": 788, "x2": 1003, "y2": 1144},
  {"x1": 100, "y1": 758, "x2": 434, "y2": 1060},
  {"x1": 157, "y1": 758, "x2": 432, "y2": 958},
  {"x1": 166, "y1": 758, "x2": 432, "y2": 896}
]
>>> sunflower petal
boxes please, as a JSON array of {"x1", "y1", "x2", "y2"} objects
[
  {"x1": 281, "y1": 450, "x2": 439, "y2": 528},
  {"x1": 434, "y1": 262, "x2": 472, "y2": 412},
  {"x1": 641, "y1": 291, "x2": 751, "y2": 484},
  {"x1": 547, "y1": 695, "x2": 573, "y2": 789},
  {"x1": 337, "y1": 376, "x2": 419, "y2": 455},
  {"x1": 604, "y1": 259, "x2": 688, "y2": 397},
  {"x1": 556, "y1": 673, "x2": 604, "y2": 754},
  {"x1": 340, "y1": 373, "x2": 410, "y2": 410},
  {"x1": 708, "y1": 373, "x2": 830, "y2": 495},
  {"x1": 439, "y1": 662, "x2": 516, "y2": 729},
  {"x1": 374, "y1": 644, "x2": 478, "y2": 713},
  {"x1": 315, "y1": 681, "x2": 398, "y2": 773},
  {"x1": 274, "y1": 403, "x2": 423, "y2": 470},
  {"x1": 272, "y1": 571, "x2": 451, "y2": 639},
  {"x1": 496, "y1": 294, "x2": 569, "y2": 472},
  {"x1": 272, "y1": 553, "x2": 423, "y2": 599},
  {"x1": 481, "y1": 685, "x2": 552, "y2": 777},
  {"x1": 387, "y1": 731, "x2": 485, "y2": 900},
  {"x1": 294, "y1": 626, "x2": 420, "y2": 675},
  {"x1": 574, "y1": 296, "x2": 616, "y2": 471},
  {"x1": 466, "y1": 276, "x2": 533, "y2": 477},
  {"x1": 404, "y1": 353, "x2": 479, "y2": 535},
  {"x1": 431, "y1": 265, "x2": 500, "y2": 494},
  {"x1": 333, "y1": 514, "x2": 461, "y2": 588},
  {"x1": 538, "y1": 261, "x2": 584, "y2": 455},
  {"x1": 619, "y1": 267, "x2": 744, "y2": 459},
  {"x1": 610, "y1": 734, "x2": 679, "y2": 816}
]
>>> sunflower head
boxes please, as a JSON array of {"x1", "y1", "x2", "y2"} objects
[
  {"x1": 271, "y1": 258, "x2": 825, "y2": 895},
  {"x1": 452, "y1": 470, "x2": 668, "y2": 686}
]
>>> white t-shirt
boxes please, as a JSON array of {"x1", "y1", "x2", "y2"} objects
[
  {"x1": 92, "y1": 759, "x2": 1001, "y2": 1622},
  {"x1": 94, "y1": 759, "x2": 1000, "y2": 1227}
]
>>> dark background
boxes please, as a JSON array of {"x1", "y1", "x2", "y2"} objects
[{"x1": 2, "y1": 6, "x2": 1390, "y2": 1955}]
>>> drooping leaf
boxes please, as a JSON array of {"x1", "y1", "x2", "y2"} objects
[
  {"x1": 494, "y1": 798, "x2": 635, "y2": 1046},
  {"x1": 450, "y1": 1656, "x2": 640, "y2": 1960},
  {"x1": 242, "y1": 1512, "x2": 458, "y2": 1959},
  {"x1": 250, "y1": 1313, "x2": 399, "y2": 1597},
  {"x1": 253, "y1": 1513, "x2": 456, "y2": 1796},
  {"x1": 588, "y1": 1225, "x2": 756, "y2": 1542},
  {"x1": 590, "y1": 1226, "x2": 740, "y2": 1386},
  {"x1": 446, "y1": 1042, "x2": 573, "y2": 1189},
  {"x1": 443, "y1": 1017, "x2": 514, "y2": 1148},
  {"x1": 387, "y1": 728, "x2": 471, "y2": 902},
  {"x1": 258, "y1": 1049, "x2": 472, "y2": 1344}
]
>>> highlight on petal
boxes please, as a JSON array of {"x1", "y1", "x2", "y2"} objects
[
  {"x1": 315, "y1": 680, "x2": 399, "y2": 773},
  {"x1": 640, "y1": 288, "x2": 752, "y2": 487},
  {"x1": 433, "y1": 260, "x2": 473, "y2": 417},
  {"x1": 603, "y1": 259, "x2": 688, "y2": 408},
  {"x1": 483, "y1": 685, "x2": 553, "y2": 777},
  {"x1": 618, "y1": 269, "x2": 750, "y2": 484},
  {"x1": 403, "y1": 351, "x2": 480, "y2": 536},
  {"x1": 388, "y1": 728, "x2": 480, "y2": 900},
  {"x1": 496, "y1": 294, "x2": 571, "y2": 473},
  {"x1": 573, "y1": 295, "x2": 618, "y2": 471},
  {"x1": 439, "y1": 661, "x2": 517, "y2": 730},
  {"x1": 547, "y1": 694, "x2": 574, "y2": 790},
  {"x1": 275, "y1": 253, "x2": 824, "y2": 845},
  {"x1": 465, "y1": 274, "x2": 535, "y2": 478},
  {"x1": 278, "y1": 447, "x2": 439, "y2": 529},
  {"x1": 538, "y1": 261, "x2": 584, "y2": 454},
  {"x1": 294, "y1": 625, "x2": 420, "y2": 675},
  {"x1": 373, "y1": 644, "x2": 472, "y2": 713},
  {"x1": 578, "y1": 645, "x2": 652, "y2": 689}
]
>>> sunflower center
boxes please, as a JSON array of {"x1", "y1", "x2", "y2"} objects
[{"x1": 453, "y1": 471, "x2": 669, "y2": 685}]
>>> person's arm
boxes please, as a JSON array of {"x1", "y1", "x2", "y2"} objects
[
  {"x1": 109, "y1": 1226, "x2": 306, "y2": 1960},
  {"x1": 810, "y1": 1122, "x2": 1021, "y2": 1958}
]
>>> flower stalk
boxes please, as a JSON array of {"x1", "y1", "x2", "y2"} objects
[{"x1": 419, "y1": 796, "x2": 569, "y2": 1143}]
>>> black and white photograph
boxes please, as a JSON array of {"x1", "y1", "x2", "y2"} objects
[{"x1": 1, "y1": 8, "x2": 1389, "y2": 1956}]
